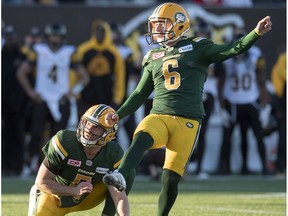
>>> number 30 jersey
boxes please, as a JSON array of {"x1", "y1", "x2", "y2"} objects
[{"x1": 222, "y1": 46, "x2": 262, "y2": 104}]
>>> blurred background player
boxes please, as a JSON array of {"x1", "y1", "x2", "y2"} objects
[
  {"x1": 17, "y1": 22, "x2": 89, "y2": 177},
  {"x1": 75, "y1": 20, "x2": 126, "y2": 119},
  {"x1": 21, "y1": 26, "x2": 42, "y2": 57},
  {"x1": 189, "y1": 18, "x2": 218, "y2": 178},
  {"x1": 2, "y1": 25, "x2": 27, "y2": 176},
  {"x1": 110, "y1": 21, "x2": 137, "y2": 147},
  {"x1": 270, "y1": 45, "x2": 286, "y2": 176},
  {"x1": 216, "y1": 30, "x2": 270, "y2": 175}
]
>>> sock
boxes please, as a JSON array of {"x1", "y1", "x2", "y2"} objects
[
  {"x1": 158, "y1": 169, "x2": 181, "y2": 216},
  {"x1": 118, "y1": 131, "x2": 153, "y2": 177}
]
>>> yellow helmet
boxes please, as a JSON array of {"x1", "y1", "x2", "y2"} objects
[
  {"x1": 77, "y1": 104, "x2": 118, "y2": 147},
  {"x1": 146, "y1": 2, "x2": 190, "y2": 46}
]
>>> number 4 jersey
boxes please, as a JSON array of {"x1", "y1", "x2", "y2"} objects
[{"x1": 31, "y1": 43, "x2": 76, "y2": 102}]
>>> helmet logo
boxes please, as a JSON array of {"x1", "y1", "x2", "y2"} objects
[{"x1": 175, "y1": 13, "x2": 186, "y2": 23}]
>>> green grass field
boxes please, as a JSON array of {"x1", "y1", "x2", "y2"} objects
[{"x1": 1, "y1": 175, "x2": 286, "y2": 216}]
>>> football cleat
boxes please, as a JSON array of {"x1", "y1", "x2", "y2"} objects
[{"x1": 102, "y1": 170, "x2": 126, "y2": 191}]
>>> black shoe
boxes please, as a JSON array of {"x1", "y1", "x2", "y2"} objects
[{"x1": 241, "y1": 168, "x2": 252, "y2": 175}]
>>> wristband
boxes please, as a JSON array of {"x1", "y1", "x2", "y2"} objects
[{"x1": 254, "y1": 29, "x2": 262, "y2": 36}]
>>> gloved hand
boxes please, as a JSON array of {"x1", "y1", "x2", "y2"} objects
[
  {"x1": 259, "y1": 104, "x2": 272, "y2": 129},
  {"x1": 220, "y1": 108, "x2": 231, "y2": 128}
]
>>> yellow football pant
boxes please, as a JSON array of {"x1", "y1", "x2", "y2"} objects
[
  {"x1": 35, "y1": 182, "x2": 107, "y2": 216},
  {"x1": 134, "y1": 114, "x2": 201, "y2": 176}
]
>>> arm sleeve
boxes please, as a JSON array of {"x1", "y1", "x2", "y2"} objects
[
  {"x1": 117, "y1": 67, "x2": 154, "y2": 119},
  {"x1": 204, "y1": 30, "x2": 260, "y2": 63},
  {"x1": 101, "y1": 191, "x2": 117, "y2": 216}
]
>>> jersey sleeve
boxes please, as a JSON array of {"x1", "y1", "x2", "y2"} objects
[
  {"x1": 203, "y1": 30, "x2": 260, "y2": 63},
  {"x1": 106, "y1": 141, "x2": 124, "y2": 170},
  {"x1": 116, "y1": 65, "x2": 154, "y2": 119},
  {"x1": 42, "y1": 130, "x2": 68, "y2": 175},
  {"x1": 116, "y1": 49, "x2": 154, "y2": 119},
  {"x1": 70, "y1": 49, "x2": 80, "y2": 66}
]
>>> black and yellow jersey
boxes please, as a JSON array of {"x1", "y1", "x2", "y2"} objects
[{"x1": 76, "y1": 20, "x2": 125, "y2": 106}]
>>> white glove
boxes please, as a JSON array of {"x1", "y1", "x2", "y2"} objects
[
  {"x1": 259, "y1": 104, "x2": 272, "y2": 129},
  {"x1": 71, "y1": 81, "x2": 85, "y2": 96},
  {"x1": 220, "y1": 108, "x2": 231, "y2": 128}
]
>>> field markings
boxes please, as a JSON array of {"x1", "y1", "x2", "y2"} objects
[
  {"x1": 235, "y1": 192, "x2": 286, "y2": 198},
  {"x1": 130, "y1": 198, "x2": 286, "y2": 216},
  {"x1": 130, "y1": 204, "x2": 285, "y2": 215},
  {"x1": 193, "y1": 206, "x2": 286, "y2": 215}
]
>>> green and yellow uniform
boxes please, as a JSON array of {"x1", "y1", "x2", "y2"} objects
[
  {"x1": 36, "y1": 130, "x2": 123, "y2": 215},
  {"x1": 117, "y1": 30, "x2": 261, "y2": 175}
]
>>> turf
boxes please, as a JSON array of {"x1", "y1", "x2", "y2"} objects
[{"x1": 1, "y1": 175, "x2": 286, "y2": 215}]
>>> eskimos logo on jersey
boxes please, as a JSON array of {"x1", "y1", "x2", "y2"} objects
[
  {"x1": 179, "y1": 44, "x2": 193, "y2": 53},
  {"x1": 67, "y1": 159, "x2": 82, "y2": 167},
  {"x1": 152, "y1": 51, "x2": 165, "y2": 60},
  {"x1": 96, "y1": 167, "x2": 109, "y2": 174}
]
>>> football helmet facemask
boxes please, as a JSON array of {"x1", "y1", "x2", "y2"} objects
[
  {"x1": 145, "y1": 3, "x2": 190, "y2": 46},
  {"x1": 44, "y1": 23, "x2": 67, "y2": 48},
  {"x1": 77, "y1": 104, "x2": 118, "y2": 147},
  {"x1": 44, "y1": 23, "x2": 67, "y2": 37}
]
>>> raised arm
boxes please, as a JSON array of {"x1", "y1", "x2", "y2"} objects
[
  {"x1": 105, "y1": 69, "x2": 154, "y2": 126},
  {"x1": 205, "y1": 16, "x2": 272, "y2": 63},
  {"x1": 254, "y1": 16, "x2": 272, "y2": 36}
]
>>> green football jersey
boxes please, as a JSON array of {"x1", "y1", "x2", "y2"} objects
[
  {"x1": 42, "y1": 130, "x2": 123, "y2": 207},
  {"x1": 117, "y1": 30, "x2": 260, "y2": 121}
]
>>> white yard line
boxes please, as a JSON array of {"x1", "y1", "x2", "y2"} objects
[
  {"x1": 236, "y1": 193, "x2": 286, "y2": 198},
  {"x1": 193, "y1": 206, "x2": 286, "y2": 215}
]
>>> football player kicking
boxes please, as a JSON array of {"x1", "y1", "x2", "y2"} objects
[
  {"x1": 28, "y1": 104, "x2": 134, "y2": 216},
  {"x1": 103, "y1": 2, "x2": 272, "y2": 216}
]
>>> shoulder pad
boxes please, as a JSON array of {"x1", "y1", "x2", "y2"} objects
[
  {"x1": 106, "y1": 141, "x2": 123, "y2": 152},
  {"x1": 192, "y1": 37, "x2": 213, "y2": 45},
  {"x1": 51, "y1": 130, "x2": 69, "y2": 159},
  {"x1": 142, "y1": 50, "x2": 153, "y2": 67}
]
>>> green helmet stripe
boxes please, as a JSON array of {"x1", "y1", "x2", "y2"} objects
[{"x1": 92, "y1": 104, "x2": 108, "y2": 118}]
